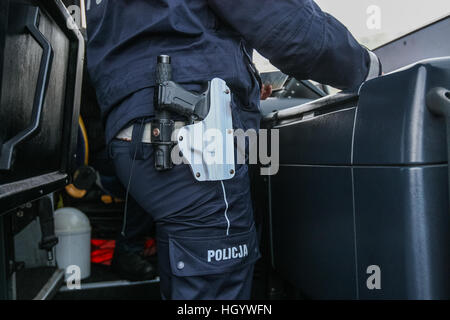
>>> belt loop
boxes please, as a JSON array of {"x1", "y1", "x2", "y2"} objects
[{"x1": 130, "y1": 119, "x2": 146, "y2": 160}]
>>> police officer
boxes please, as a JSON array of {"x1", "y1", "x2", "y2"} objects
[{"x1": 85, "y1": 0, "x2": 381, "y2": 299}]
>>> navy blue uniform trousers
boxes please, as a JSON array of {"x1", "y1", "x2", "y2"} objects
[{"x1": 109, "y1": 108, "x2": 260, "y2": 300}]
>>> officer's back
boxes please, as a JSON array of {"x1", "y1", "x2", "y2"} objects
[{"x1": 86, "y1": 0, "x2": 376, "y2": 144}]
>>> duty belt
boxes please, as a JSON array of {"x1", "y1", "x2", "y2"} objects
[
  {"x1": 117, "y1": 54, "x2": 235, "y2": 181},
  {"x1": 115, "y1": 121, "x2": 187, "y2": 143}
]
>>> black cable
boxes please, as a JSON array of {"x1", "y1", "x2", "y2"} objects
[{"x1": 121, "y1": 119, "x2": 145, "y2": 237}]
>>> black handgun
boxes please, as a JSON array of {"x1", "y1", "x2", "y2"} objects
[{"x1": 152, "y1": 55, "x2": 212, "y2": 171}]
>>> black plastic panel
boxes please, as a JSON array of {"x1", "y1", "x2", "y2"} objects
[
  {"x1": 0, "y1": 0, "x2": 84, "y2": 213},
  {"x1": 271, "y1": 166, "x2": 357, "y2": 299},
  {"x1": 276, "y1": 108, "x2": 356, "y2": 165},
  {"x1": 0, "y1": 5, "x2": 69, "y2": 180}
]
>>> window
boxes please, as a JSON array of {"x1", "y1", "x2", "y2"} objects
[
  {"x1": 254, "y1": 0, "x2": 450, "y2": 72},
  {"x1": 315, "y1": 0, "x2": 449, "y2": 49}
]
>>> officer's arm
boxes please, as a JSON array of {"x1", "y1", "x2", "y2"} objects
[{"x1": 207, "y1": 0, "x2": 381, "y2": 90}]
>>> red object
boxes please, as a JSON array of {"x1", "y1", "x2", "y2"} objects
[
  {"x1": 143, "y1": 238, "x2": 157, "y2": 257},
  {"x1": 91, "y1": 238, "x2": 157, "y2": 265},
  {"x1": 144, "y1": 238, "x2": 156, "y2": 249},
  {"x1": 91, "y1": 239, "x2": 115, "y2": 266}
]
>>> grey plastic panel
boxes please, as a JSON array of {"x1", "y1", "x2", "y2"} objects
[
  {"x1": 354, "y1": 58, "x2": 450, "y2": 165},
  {"x1": 374, "y1": 16, "x2": 450, "y2": 73},
  {"x1": 354, "y1": 166, "x2": 450, "y2": 299},
  {"x1": 260, "y1": 98, "x2": 311, "y2": 117},
  {"x1": 269, "y1": 57, "x2": 450, "y2": 299}
]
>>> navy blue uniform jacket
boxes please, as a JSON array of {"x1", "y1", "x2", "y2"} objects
[{"x1": 86, "y1": 0, "x2": 372, "y2": 143}]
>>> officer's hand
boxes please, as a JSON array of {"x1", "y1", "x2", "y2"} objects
[{"x1": 260, "y1": 84, "x2": 272, "y2": 100}]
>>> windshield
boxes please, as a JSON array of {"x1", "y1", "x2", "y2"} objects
[
  {"x1": 315, "y1": 0, "x2": 449, "y2": 50},
  {"x1": 254, "y1": 0, "x2": 450, "y2": 73}
]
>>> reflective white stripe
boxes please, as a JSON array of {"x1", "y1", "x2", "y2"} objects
[{"x1": 220, "y1": 181, "x2": 230, "y2": 236}]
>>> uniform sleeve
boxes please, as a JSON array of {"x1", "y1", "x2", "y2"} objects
[{"x1": 207, "y1": 0, "x2": 381, "y2": 90}]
